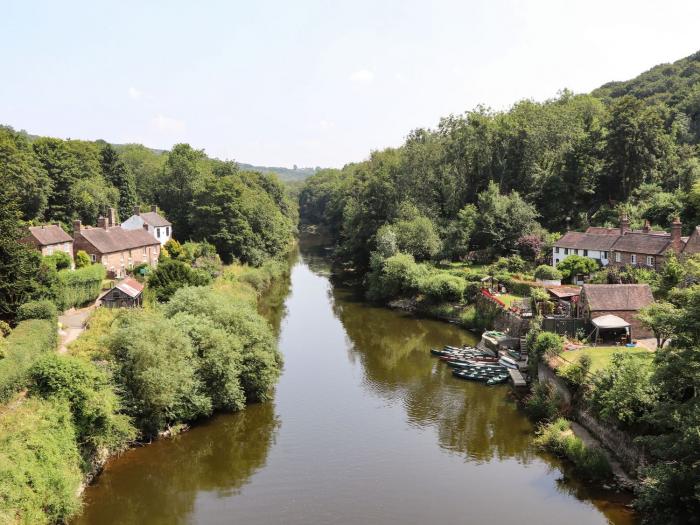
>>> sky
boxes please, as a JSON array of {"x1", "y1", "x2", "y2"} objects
[{"x1": 2, "y1": 1, "x2": 700, "y2": 169}]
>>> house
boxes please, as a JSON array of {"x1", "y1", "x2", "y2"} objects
[
  {"x1": 121, "y1": 205, "x2": 172, "y2": 246},
  {"x1": 21, "y1": 224, "x2": 74, "y2": 261},
  {"x1": 553, "y1": 214, "x2": 700, "y2": 270},
  {"x1": 98, "y1": 277, "x2": 144, "y2": 308},
  {"x1": 578, "y1": 284, "x2": 654, "y2": 339},
  {"x1": 73, "y1": 208, "x2": 160, "y2": 279}
]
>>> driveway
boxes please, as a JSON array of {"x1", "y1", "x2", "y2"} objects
[{"x1": 58, "y1": 305, "x2": 96, "y2": 353}]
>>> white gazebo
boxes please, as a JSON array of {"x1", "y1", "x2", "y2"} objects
[{"x1": 589, "y1": 314, "x2": 631, "y2": 345}]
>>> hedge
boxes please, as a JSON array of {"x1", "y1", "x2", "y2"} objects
[
  {"x1": 16, "y1": 300, "x2": 58, "y2": 322},
  {"x1": 56, "y1": 264, "x2": 106, "y2": 310},
  {"x1": 0, "y1": 319, "x2": 57, "y2": 402}
]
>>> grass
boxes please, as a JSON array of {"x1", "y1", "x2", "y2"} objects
[
  {"x1": 497, "y1": 293, "x2": 525, "y2": 307},
  {"x1": 565, "y1": 346, "x2": 654, "y2": 373}
]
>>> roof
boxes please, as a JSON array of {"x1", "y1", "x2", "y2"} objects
[
  {"x1": 591, "y1": 314, "x2": 630, "y2": 329},
  {"x1": 582, "y1": 284, "x2": 654, "y2": 312},
  {"x1": 555, "y1": 231, "x2": 619, "y2": 251},
  {"x1": 585, "y1": 226, "x2": 620, "y2": 236},
  {"x1": 115, "y1": 278, "x2": 144, "y2": 298},
  {"x1": 26, "y1": 225, "x2": 72, "y2": 246},
  {"x1": 546, "y1": 286, "x2": 581, "y2": 299},
  {"x1": 79, "y1": 226, "x2": 159, "y2": 254},
  {"x1": 138, "y1": 211, "x2": 171, "y2": 227},
  {"x1": 611, "y1": 232, "x2": 672, "y2": 255}
]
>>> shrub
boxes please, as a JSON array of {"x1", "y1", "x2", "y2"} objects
[
  {"x1": 74, "y1": 250, "x2": 91, "y2": 269},
  {"x1": 533, "y1": 418, "x2": 612, "y2": 480},
  {"x1": 557, "y1": 354, "x2": 592, "y2": 392},
  {"x1": 56, "y1": 264, "x2": 107, "y2": 310},
  {"x1": 164, "y1": 239, "x2": 186, "y2": 260},
  {"x1": 523, "y1": 381, "x2": 562, "y2": 422},
  {"x1": 147, "y1": 259, "x2": 212, "y2": 302},
  {"x1": 43, "y1": 251, "x2": 72, "y2": 271},
  {"x1": 492, "y1": 255, "x2": 527, "y2": 273},
  {"x1": 0, "y1": 321, "x2": 10, "y2": 338},
  {"x1": 0, "y1": 319, "x2": 57, "y2": 402},
  {"x1": 534, "y1": 265, "x2": 562, "y2": 281},
  {"x1": 556, "y1": 254, "x2": 599, "y2": 281},
  {"x1": 420, "y1": 273, "x2": 465, "y2": 303},
  {"x1": 0, "y1": 398, "x2": 82, "y2": 525},
  {"x1": 29, "y1": 354, "x2": 136, "y2": 463},
  {"x1": 108, "y1": 310, "x2": 212, "y2": 436},
  {"x1": 532, "y1": 331, "x2": 564, "y2": 358},
  {"x1": 17, "y1": 299, "x2": 57, "y2": 322},
  {"x1": 366, "y1": 252, "x2": 429, "y2": 302}
]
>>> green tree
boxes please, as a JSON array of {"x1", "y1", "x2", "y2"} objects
[
  {"x1": 74, "y1": 250, "x2": 90, "y2": 269},
  {"x1": 556, "y1": 254, "x2": 599, "y2": 281},
  {"x1": 147, "y1": 259, "x2": 212, "y2": 302},
  {"x1": 100, "y1": 143, "x2": 136, "y2": 222},
  {"x1": 637, "y1": 301, "x2": 681, "y2": 348}
]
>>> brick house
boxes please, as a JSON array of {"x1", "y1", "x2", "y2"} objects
[
  {"x1": 121, "y1": 205, "x2": 172, "y2": 246},
  {"x1": 552, "y1": 230, "x2": 618, "y2": 266},
  {"x1": 578, "y1": 284, "x2": 654, "y2": 339},
  {"x1": 21, "y1": 224, "x2": 74, "y2": 261},
  {"x1": 73, "y1": 208, "x2": 160, "y2": 279}
]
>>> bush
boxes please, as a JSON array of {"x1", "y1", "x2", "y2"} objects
[
  {"x1": 533, "y1": 418, "x2": 612, "y2": 480},
  {"x1": 420, "y1": 273, "x2": 465, "y2": 303},
  {"x1": 44, "y1": 251, "x2": 72, "y2": 271},
  {"x1": 532, "y1": 331, "x2": 564, "y2": 358},
  {"x1": 147, "y1": 259, "x2": 213, "y2": 302},
  {"x1": 17, "y1": 300, "x2": 57, "y2": 322},
  {"x1": 557, "y1": 354, "x2": 592, "y2": 392},
  {"x1": 29, "y1": 353, "x2": 136, "y2": 463},
  {"x1": 56, "y1": 264, "x2": 107, "y2": 310},
  {"x1": 0, "y1": 398, "x2": 82, "y2": 525},
  {"x1": 108, "y1": 310, "x2": 212, "y2": 436},
  {"x1": 523, "y1": 381, "x2": 562, "y2": 422},
  {"x1": 0, "y1": 321, "x2": 10, "y2": 338},
  {"x1": 534, "y1": 265, "x2": 562, "y2": 281},
  {"x1": 74, "y1": 250, "x2": 91, "y2": 269},
  {"x1": 0, "y1": 319, "x2": 57, "y2": 402},
  {"x1": 492, "y1": 255, "x2": 527, "y2": 273},
  {"x1": 556, "y1": 254, "x2": 599, "y2": 281},
  {"x1": 164, "y1": 239, "x2": 186, "y2": 260},
  {"x1": 366, "y1": 252, "x2": 429, "y2": 302}
]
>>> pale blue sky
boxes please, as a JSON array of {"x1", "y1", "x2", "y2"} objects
[{"x1": 2, "y1": 0, "x2": 700, "y2": 168}]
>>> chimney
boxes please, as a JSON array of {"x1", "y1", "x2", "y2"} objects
[
  {"x1": 142, "y1": 224, "x2": 149, "y2": 231},
  {"x1": 72, "y1": 220, "x2": 82, "y2": 238},
  {"x1": 620, "y1": 212, "x2": 630, "y2": 235},
  {"x1": 133, "y1": 205, "x2": 141, "y2": 216},
  {"x1": 671, "y1": 217, "x2": 683, "y2": 253},
  {"x1": 643, "y1": 219, "x2": 651, "y2": 233},
  {"x1": 107, "y1": 207, "x2": 116, "y2": 227},
  {"x1": 151, "y1": 205, "x2": 158, "y2": 213},
  {"x1": 97, "y1": 216, "x2": 108, "y2": 230}
]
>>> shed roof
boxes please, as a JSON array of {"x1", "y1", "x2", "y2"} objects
[
  {"x1": 546, "y1": 286, "x2": 581, "y2": 299},
  {"x1": 138, "y1": 211, "x2": 171, "y2": 227},
  {"x1": 582, "y1": 284, "x2": 654, "y2": 312},
  {"x1": 555, "y1": 231, "x2": 619, "y2": 251},
  {"x1": 79, "y1": 226, "x2": 159, "y2": 254},
  {"x1": 115, "y1": 278, "x2": 144, "y2": 298},
  {"x1": 26, "y1": 225, "x2": 72, "y2": 246}
]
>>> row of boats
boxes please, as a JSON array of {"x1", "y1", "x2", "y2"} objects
[{"x1": 430, "y1": 345, "x2": 519, "y2": 386}]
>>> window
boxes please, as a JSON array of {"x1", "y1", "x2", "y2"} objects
[
  {"x1": 120, "y1": 253, "x2": 124, "y2": 263},
  {"x1": 564, "y1": 248, "x2": 569, "y2": 255},
  {"x1": 615, "y1": 252, "x2": 621, "y2": 263},
  {"x1": 166, "y1": 226, "x2": 170, "y2": 236},
  {"x1": 555, "y1": 247, "x2": 560, "y2": 254},
  {"x1": 603, "y1": 251, "x2": 608, "y2": 259},
  {"x1": 156, "y1": 228, "x2": 160, "y2": 238},
  {"x1": 91, "y1": 254, "x2": 97, "y2": 262},
  {"x1": 583, "y1": 249, "x2": 588, "y2": 257},
  {"x1": 64, "y1": 243, "x2": 69, "y2": 252},
  {"x1": 47, "y1": 246, "x2": 53, "y2": 255},
  {"x1": 631, "y1": 254, "x2": 637, "y2": 264},
  {"x1": 647, "y1": 256, "x2": 654, "y2": 266}
]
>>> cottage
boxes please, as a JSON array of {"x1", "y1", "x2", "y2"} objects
[
  {"x1": 579, "y1": 284, "x2": 654, "y2": 339},
  {"x1": 21, "y1": 224, "x2": 74, "y2": 261},
  {"x1": 73, "y1": 208, "x2": 160, "y2": 279},
  {"x1": 121, "y1": 205, "x2": 172, "y2": 246},
  {"x1": 98, "y1": 277, "x2": 144, "y2": 308},
  {"x1": 553, "y1": 214, "x2": 699, "y2": 271}
]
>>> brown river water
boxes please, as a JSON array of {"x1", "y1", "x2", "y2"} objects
[{"x1": 73, "y1": 238, "x2": 637, "y2": 525}]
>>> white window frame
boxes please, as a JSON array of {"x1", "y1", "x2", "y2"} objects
[
  {"x1": 631, "y1": 254, "x2": 637, "y2": 264},
  {"x1": 91, "y1": 254, "x2": 97, "y2": 262},
  {"x1": 615, "y1": 252, "x2": 621, "y2": 263},
  {"x1": 647, "y1": 256, "x2": 654, "y2": 266}
]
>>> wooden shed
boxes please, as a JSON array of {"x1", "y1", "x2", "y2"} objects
[{"x1": 99, "y1": 278, "x2": 144, "y2": 308}]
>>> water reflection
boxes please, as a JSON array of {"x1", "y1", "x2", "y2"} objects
[{"x1": 74, "y1": 402, "x2": 279, "y2": 525}]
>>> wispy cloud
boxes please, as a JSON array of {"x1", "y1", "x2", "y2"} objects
[
  {"x1": 128, "y1": 87, "x2": 142, "y2": 100},
  {"x1": 151, "y1": 114, "x2": 186, "y2": 133},
  {"x1": 349, "y1": 69, "x2": 374, "y2": 85}
]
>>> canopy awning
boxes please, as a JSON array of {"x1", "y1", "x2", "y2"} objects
[{"x1": 591, "y1": 314, "x2": 630, "y2": 330}]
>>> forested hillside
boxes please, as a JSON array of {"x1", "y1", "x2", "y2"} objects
[{"x1": 300, "y1": 53, "x2": 700, "y2": 270}]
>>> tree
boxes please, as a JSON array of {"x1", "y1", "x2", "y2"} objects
[
  {"x1": 100, "y1": 143, "x2": 136, "y2": 222},
  {"x1": 637, "y1": 302, "x2": 680, "y2": 348},
  {"x1": 392, "y1": 215, "x2": 442, "y2": 261},
  {"x1": 534, "y1": 265, "x2": 562, "y2": 281},
  {"x1": 147, "y1": 259, "x2": 212, "y2": 302},
  {"x1": 74, "y1": 250, "x2": 90, "y2": 269},
  {"x1": 556, "y1": 254, "x2": 598, "y2": 282}
]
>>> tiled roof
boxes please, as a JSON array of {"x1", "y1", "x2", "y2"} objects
[
  {"x1": 79, "y1": 226, "x2": 159, "y2": 254},
  {"x1": 582, "y1": 284, "x2": 654, "y2": 312},
  {"x1": 138, "y1": 211, "x2": 171, "y2": 227},
  {"x1": 555, "y1": 231, "x2": 619, "y2": 251},
  {"x1": 611, "y1": 232, "x2": 671, "y2": 255},
  {"x1": 27, "y1": 225, "x2": 72, "y2": 246},
  {"x1": 585, "y1": 226, "x2": 619, "y2": 236}
]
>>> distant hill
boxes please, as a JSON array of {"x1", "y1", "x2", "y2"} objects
[
  {"x1": 592, "y1": 50, "x2": 700, "y2": 140},
  {"x1": 236, "y1": 163, "x2": 319, "y2": 182}
]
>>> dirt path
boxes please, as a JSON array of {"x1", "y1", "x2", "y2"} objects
[{"x1": 58, "y1": 305, "x2": 95, "y2": 354}]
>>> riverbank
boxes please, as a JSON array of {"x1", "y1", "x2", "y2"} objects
[{"x1": 0, "y1": 259, "x2": 291, "y2": 525}]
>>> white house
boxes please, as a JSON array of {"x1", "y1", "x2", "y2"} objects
[
  {"x1": 552, "y1": 228, "x2": 619, "y2": 267},
  {"x1": 121, "y1": 205, "x2": 172, "y2": 246}
]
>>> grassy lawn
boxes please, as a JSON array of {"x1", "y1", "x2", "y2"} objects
[
  {"x1": 497, "y1": 293, "x2": 525, "y2": 307},
  {"x1": 439, "y1": 261, "x2": 488, "y2": 273},
  {"x1": 565, "y1": 346, "x2": 654, "y2": 373}
]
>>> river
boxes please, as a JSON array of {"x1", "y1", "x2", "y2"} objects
[{"x1": 74, "y1": 238, "x2": 636, "y2": 525}]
